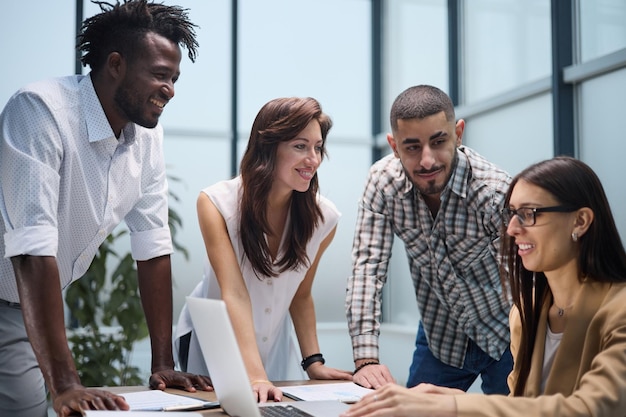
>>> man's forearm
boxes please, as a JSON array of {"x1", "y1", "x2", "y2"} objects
[{"x1": 137, "y1": 255, "x2": 175, "y2": 372}]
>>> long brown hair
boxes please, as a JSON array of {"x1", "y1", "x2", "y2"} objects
[
  {"x1": 500, "y1": 156, "x2": 626, "y2": 396},
  {"x1": 239, "y1": 97, "x2": 332, "y2": 278}
]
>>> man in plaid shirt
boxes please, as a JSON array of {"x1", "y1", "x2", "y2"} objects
[{"x1": 346, "y1": 85, "x2": 513, "y2": 393}]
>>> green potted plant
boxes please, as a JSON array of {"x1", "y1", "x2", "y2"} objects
[{"x1": 65, "y1": 172, "x2": 188, "y2": 386}]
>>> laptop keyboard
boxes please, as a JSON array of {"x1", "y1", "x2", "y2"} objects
[{"x1": 259, "y1": 404, "x2": 314, "y2": 417}]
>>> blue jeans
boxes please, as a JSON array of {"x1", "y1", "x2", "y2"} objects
[{"x1": 406, "y1": 323, "x2": 512, "y2": 394}]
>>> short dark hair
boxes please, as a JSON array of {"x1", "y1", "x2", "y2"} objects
[
  {"x1": 78, "y1": 0, "x2": 199, "y2": 72},
  {"x1": 389, "y1": 85, "x2": 455, "y2": 132}
]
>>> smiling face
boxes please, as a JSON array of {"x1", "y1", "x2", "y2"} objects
[
  {"x1": 506, "y1": 179, "x2": 580, "y2": 275},
  {"x1": 113, "y1": 32, "x2": 182, "y2": 130},
  {"x1": 273, "y1": 119, "x2": 323, "y2": 196},
  {"x1": 387, "y1": 111, "x2": 463, "y2": 202}
]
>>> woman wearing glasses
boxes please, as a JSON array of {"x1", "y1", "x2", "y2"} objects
[{"x1": 341, "y1": 156, "x2": 626, "y2": 417}]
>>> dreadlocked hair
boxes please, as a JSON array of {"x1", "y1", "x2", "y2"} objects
[{"x1": 77, "y1": 0, "x2": 198, "y2": 72}]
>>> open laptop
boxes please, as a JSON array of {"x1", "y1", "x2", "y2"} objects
[{"x1": 186, "y1": 296, "x2": 351, "y2": 417}]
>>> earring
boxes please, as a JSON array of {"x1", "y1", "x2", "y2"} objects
[{"x1": 571, "y1": 232, "x2": 578, "y2": 242}]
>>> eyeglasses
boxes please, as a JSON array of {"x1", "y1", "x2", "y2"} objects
[{"x1": 502, "y1": 206, "x2": 577, "y2": 227}]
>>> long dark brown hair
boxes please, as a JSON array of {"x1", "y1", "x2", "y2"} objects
[
  {"x1": 239, "y1": 97, "x2": 332, "y2": 278},
  {"x1": 500, "y1": 156, "x2": 626, "y2": 396}
]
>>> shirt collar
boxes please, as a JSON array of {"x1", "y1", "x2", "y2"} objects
[
  {"x1": 447, "y1": 146, "x2": 470, "y2": 200},
  {"x1": 79, "y1": 74, "x2": 136, "y2": 145}
]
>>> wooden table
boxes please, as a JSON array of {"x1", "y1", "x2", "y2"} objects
[{"x1": 107, "y1": 380, "x2": 340, "y2": 416}]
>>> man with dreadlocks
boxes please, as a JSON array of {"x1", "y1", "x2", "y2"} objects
[{"x1": 0, "y1": 1, "x2": 211, "y2": 416}]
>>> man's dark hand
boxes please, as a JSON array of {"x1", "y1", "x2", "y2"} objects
[
  {"x1": 53, "y1": 385, "x2": 129, "y2": 417},
  {"x1": 149, "y1": 369, "x2": 213, "y2": 392}
]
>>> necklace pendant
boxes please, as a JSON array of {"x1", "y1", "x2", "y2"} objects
[{"x1": 558, "y1": 308, "x2": 564, "y2": 317}]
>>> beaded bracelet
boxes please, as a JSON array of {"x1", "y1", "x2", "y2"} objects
[
  {"x1": 301, "y1": 353, "x2": 325, "y2": 371},
  {"x1": 353, "y1": 360, "x2": 380, "y2": 374}
]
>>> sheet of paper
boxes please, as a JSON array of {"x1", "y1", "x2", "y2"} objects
[
  {"x1": 83, "y1": 410, "x2": 197, "y2": 417},
  {"x1": 281, "y1": 382, "x2": 374, "y2": 403},
  {"x1": 117, "y1": 389, "x2": 218, "y2": 411},
  {"x1": 83, "y1": 412, "x2": 201, "y2": 416}
]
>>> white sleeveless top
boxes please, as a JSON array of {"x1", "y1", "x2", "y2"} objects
[{"x1": 174, "y1": 176, "x2": 340, "y2": 380}]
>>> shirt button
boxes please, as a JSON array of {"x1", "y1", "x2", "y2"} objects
[
  {"x1": 262, "y1": 337, "x2": 268, "y2": 342},
  {"x1": 265, "y1": 307, "x2": 271, "y2": 314}
]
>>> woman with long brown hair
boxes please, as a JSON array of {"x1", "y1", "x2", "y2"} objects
[{"x1": 175, "y1": 97, "x2": 351, "y2": 403}]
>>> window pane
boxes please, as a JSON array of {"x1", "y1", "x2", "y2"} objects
[
  {"x1": 463, "y1": 0, "x2": 551, "y2": 103},
  {"x1": 578, "y1": 68, "x2": 626, "y2": 238},
  {"x1": 463, "y1": 93, "x2": 553, "y2": 177},
  {"x1": 578, "y1": 0, "x2": 626, "y2": 62},
  {"x1": 156, "y1": 1, "x2": 232, "y2": 132},
  {"x1": 166, "y1": 137, "x2": 232, "y2": 310},
  {"x1": 239, "y1": 0, "x2": 371, "y2": 140},
  {"x1": 385, "y1": 0, "x2": 449, "y2": 114},
  {"x1": 1, "y1": 1, "x2": 75, "y2": 106}
]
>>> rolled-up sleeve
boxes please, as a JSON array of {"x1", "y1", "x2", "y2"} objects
[
  {"x1": 125, "y1": 131, "x2": 173, "y2": 261},
  {"x1": 1, "y1": 91, "x2": 63, "y2": 258}
]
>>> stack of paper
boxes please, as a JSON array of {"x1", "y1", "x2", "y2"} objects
[
  {"x1": 83, "y1": 412, "x2": 201, "y2": 416},
  {"x1": 281, "y1": 382, "x2": 373, "y2": 403},
  {"x1": 81, "y1": 389, "x2": 218, "y2": 414}
]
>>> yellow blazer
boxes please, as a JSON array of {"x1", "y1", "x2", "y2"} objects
[{"x1": 455, "y1": 280, "x2": 626, "y2": 417}]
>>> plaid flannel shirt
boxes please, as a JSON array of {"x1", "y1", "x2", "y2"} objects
[{"x1": 346, "y1": 146, "x2": 512, "y2": 368}]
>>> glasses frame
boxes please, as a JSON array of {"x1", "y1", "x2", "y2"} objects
[{"x1": 503, "y1": 206, "x2": 578, "y2": 227}]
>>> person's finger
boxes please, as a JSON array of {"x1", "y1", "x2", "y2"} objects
[
  {"x1": 271, "y1": 386, "x2": 283, "y2": 402},
  {"x1": 354, "y1": 369, "x2": 379, "y2": 389},
  {"x1": 358, "y1": 366, "x2": 393, "y2": 389},
  {"x1": 189, "y1": 374, "x2": 213, "y2": 391},
  {"x1": 79, "y1": 399, "x2": 91, "y2": 411},
  {"x1": 91, "y1": 397, "x2": 105, "y2": 410},
  {"x1": 113, "y1": 394, "x2": 130, "y2": 410},
  {"x1": 258, "y1": 386, "x2": 268, "y2": 403},
  {"x1": 179, "y1": 374, "x2": 201, "y2": 392},
  {"x1": 148, "y1": 373, "x2": 167, "y2": 390},
  {"x1": 100, "y1": 395, "x2": 120, "y2": 410}
]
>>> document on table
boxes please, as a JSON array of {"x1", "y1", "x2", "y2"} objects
[
  {"x1": 83, "y1": 412, "x2": 201, "y2": 416},
  {"x1": 281, "y1": 382, "x2": 374, "y2": 403},
  {"x1": 116, "y1": 389, "x2": 219, "y2": 411}
]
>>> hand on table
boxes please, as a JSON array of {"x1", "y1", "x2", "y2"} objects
[
  {"x1": 252, "y1": 380, "x2": 283, "y2": 403},
  {"x1": 306, "y1": 363, "x2": 354, "y2": 381},
  {"x1": 340, "y1": 382, "x2": 457, "y2": 417},
  {"x1": 352, "y1": 363, "x2": 396, "y2": 389},
  {"x1": 149, "y1": 369, "x2": 213, "y2": 392},
  {"x1": 53, "y1": 385, "x2": 129, "y2": 417}
]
